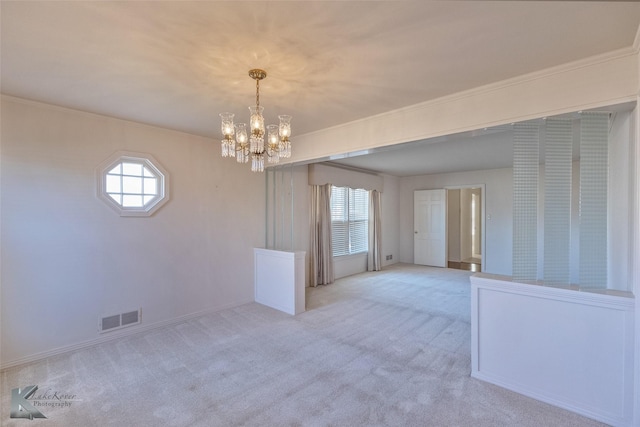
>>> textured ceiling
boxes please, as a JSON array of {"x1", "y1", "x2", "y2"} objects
[{"x1": 2, "y1": 1, "x2": 640, "y2": 175}]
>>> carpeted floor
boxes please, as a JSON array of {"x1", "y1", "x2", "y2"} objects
[{"x1": 1, "y1": 264, "x2": 607, "y2": 426}]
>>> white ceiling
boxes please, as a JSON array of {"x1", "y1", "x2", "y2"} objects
[
  {"x1": 327, "y1": 126, "x2": 516, "y2": 177},
  {"x1": 2, "y1": 1, "x2": 640, "y2": 176}
]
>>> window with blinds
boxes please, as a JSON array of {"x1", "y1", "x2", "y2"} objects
[{"x1": 331, "y1": 186, "x2": 369, "y2": 257}]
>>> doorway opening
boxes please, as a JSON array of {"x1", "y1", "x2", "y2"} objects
[{"x1": 446, "y1": 186, "x2": 483, "y2": 272}]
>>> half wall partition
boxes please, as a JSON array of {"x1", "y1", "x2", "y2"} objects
[
  {"x1": 255, "y1": 164, "x2": 307, "y2": 315},
  {"x1": 472, "y1": 107, "x2": 637, "y2": 427}
]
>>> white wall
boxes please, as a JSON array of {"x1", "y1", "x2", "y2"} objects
[
  {"x1": 266, "y1": 164, "x2": 309, "y2": 252},
  {"x1": 609, "y1": 110, "x2": 633, "y2": 291},
  {"x1": 1, "y1": 96, "x2": 265, "y2": 367},
  {"x1": 447, "y1": 189, "x2": 461, "y2": 262},
  {"x1": 292, "y1": 165, "x2": 311, "y2": 256},
  {"x1": 633, "y1": 99, "x2": 640, "y2": 427},
  {"x1": 381, "y1": 174, "x2": 400, "y2": 268},
  {"x1": 460, "y1": 188, "x2": 473, "y2": 261},
  {"x1": 399, "y1": 168, "x2": 513, "y2": 275},
  {"x1": 265, "y1": 164, "x2": 311, "y2": 285},
  {"x1": 333, "y1": 253, "x2": 368, "y2": 280}
]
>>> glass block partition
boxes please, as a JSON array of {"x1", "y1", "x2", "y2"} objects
[
  {"x1": 543, "y1": 119, "x2": 573, "y2": 286},
  {"x1": 579, "y1": 112, "x2": 609, "y2": 289},
  {"x1": 512, "y1": 123, "x2": 539, "y2": 281}
]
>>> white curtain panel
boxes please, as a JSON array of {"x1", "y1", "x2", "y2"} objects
[
  {"x1": 309, "y1": 184, "x2": 334, "y2": 286},
  {"x1": 368, "y1": 190, "x2": 382, "y2": 272}
]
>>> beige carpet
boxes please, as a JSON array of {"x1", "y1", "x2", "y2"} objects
[{"x1": 1, "y1": 264, "x2": 606, "y2": 426}]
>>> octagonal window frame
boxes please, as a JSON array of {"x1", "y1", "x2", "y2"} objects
[{"x1": 97, "y1": 151, "x2": 170, "y2": 217}]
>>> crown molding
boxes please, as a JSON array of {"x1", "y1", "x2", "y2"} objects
[{"x1": 297, "y1": 46, "x2": 639, "y2": 141}]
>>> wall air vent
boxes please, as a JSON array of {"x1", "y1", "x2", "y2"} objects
[
  {"x1": 101, "y1": 314, "x2": 120, "y2": 331},
  {"x1": 100, "y1": 309, "x2": 141, "y2": 333},
  {"x1": 121, "y1": 310, "x2": 139, "y2": 326}
]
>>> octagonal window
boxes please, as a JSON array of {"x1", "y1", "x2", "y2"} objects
[{"x1": 97, "y1": 152, "x2": 169, "y2": 217}]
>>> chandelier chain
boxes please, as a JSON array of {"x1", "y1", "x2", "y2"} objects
[{"x1": 256, "y1": 78, "x2": 260, "y2": 108}]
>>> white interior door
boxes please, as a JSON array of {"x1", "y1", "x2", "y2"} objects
[{"x1": 414, "y1": 189, "x2": 447, "y2": 267}]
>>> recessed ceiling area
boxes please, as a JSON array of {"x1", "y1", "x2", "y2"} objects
[
  {"x1": 325, "y1": 102, "x2": 637, "y2": 177},
  {"x1": 325, "y1": 128, "x2": 514, "y2": 177}
]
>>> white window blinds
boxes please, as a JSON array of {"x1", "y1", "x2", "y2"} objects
[{"x1": 331, "y1": 186, "x2": 369, "y2": 256}]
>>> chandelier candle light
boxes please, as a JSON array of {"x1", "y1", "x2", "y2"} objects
[{"x1": 220, "y1": 69, "x2": 292, "y2": 172}]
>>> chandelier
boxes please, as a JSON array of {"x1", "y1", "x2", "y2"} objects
[{"x1": 220, "y1": 69, "x2": 292, "y2": 172}]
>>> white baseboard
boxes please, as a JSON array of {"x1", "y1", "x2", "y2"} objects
[
  {"x1": 472, "y1": 370, "x2": 629, "y2": 427},
  {"x1": 0, "y1": 299, "x2": 253, "y2": 371}
]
